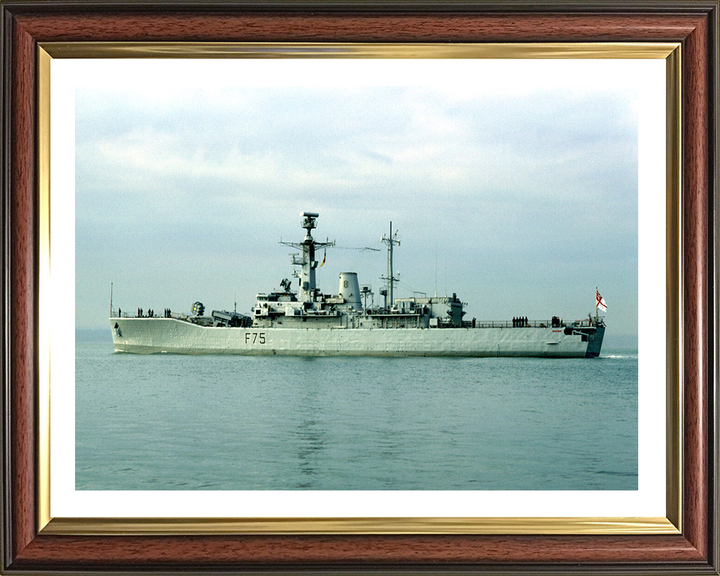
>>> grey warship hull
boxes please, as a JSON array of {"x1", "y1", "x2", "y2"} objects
[{"x1": 110, "y1": 317, "x2": 604, "y2": 358}]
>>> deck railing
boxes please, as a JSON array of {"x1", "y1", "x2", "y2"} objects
[{"x1": 464, "y1": 318, "x2": 598, "y2": 329}]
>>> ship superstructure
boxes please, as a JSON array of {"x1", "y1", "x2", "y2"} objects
[{"x1": 110, "y1": 212, "x2": 605, "y2": 357}]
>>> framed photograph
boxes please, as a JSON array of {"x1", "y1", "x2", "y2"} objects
[{"x1": 2, "y1": 1, "x2": 717, "y2": 574}]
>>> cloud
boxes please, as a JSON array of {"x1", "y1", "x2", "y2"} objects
[{"x1": 72, "y1": 59, "x2": 643, "y2": 336}]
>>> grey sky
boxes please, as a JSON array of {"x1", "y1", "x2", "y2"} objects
[{"x1": 74, "y1": 59, "x2": 643, "y2": 336}]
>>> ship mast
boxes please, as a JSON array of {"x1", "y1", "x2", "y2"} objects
[
  {"x1": 280, "y1": 212, "x2": 334, "y2": 303},
  {"x1": 381, "y1": 222, "x2": 400, "y2": 308}
]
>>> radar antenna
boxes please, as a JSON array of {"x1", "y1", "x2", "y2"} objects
[{"x1": 360, "y1": 285, "x2": 373, "y2": 313}]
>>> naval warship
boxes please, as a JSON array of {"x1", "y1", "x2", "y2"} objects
[{"x1": 110, "y1": 212, "x2": 605, "y2": 357}]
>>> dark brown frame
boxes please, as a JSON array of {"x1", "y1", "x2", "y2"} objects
[{"x1": 1, "y1": 1, "x2": 718, "y2": 573}]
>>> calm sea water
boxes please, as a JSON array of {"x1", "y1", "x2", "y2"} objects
[{"x1": 75, "y1": 343, "x2": 638, "y2": 490}]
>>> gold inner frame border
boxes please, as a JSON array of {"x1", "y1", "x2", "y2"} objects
[{"x1": 36, "y1": 41, "x2": 682, "y2": 536}]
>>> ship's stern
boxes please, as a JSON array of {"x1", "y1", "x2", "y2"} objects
[{"x1": 585, "y1": 323, "x2": 606, "y2": 357}]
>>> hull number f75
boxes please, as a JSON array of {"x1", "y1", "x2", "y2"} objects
[{"x1": 245, "y1": 332, "x2": 266, "y2": 344}]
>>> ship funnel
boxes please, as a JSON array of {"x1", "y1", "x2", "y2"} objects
[{"x1": 338, "y1": 272, "x2": 361, "y2": 309}]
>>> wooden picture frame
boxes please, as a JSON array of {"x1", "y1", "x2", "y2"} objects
[{"x1": 1, "y1": 1, "x2": 717, "y2": 573}]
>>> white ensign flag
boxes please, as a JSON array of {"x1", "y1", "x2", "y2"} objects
[{"x1": 596, "y1": 290, "x2": 607, "y2": 312}]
